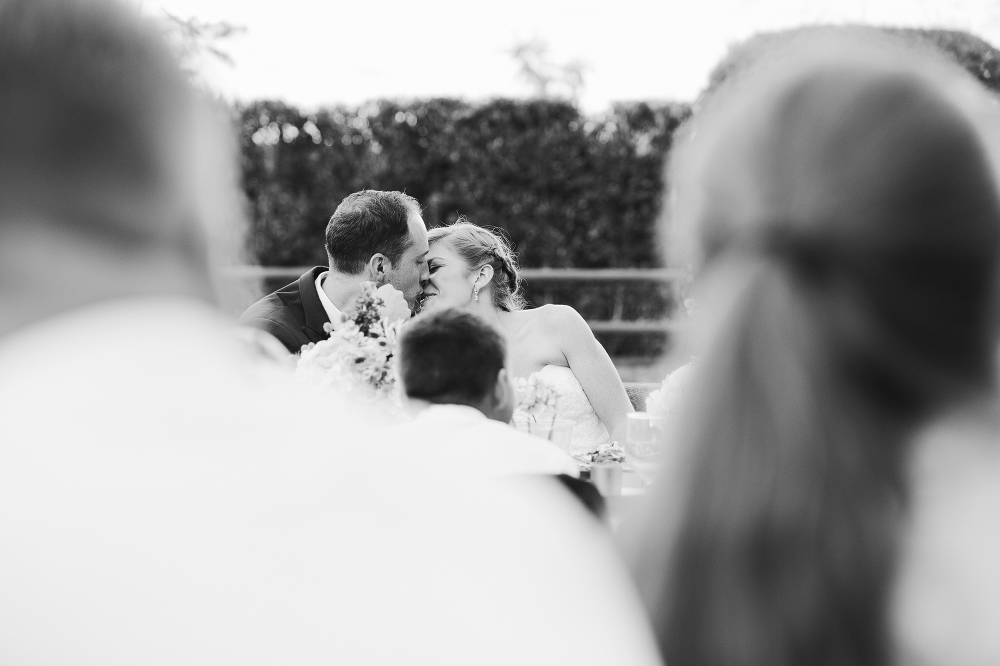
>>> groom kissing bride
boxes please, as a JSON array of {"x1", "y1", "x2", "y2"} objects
[
  {"x1": 239, "y1": 189, "x2": 429, "y2": 353},
  {"x1": 241, "y1": 188, "x2": 636, "y2": 448}
]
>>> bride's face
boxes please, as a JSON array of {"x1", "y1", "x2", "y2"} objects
[{"x1": 419, "y1": 241, "x2": 477, "y2": 313}]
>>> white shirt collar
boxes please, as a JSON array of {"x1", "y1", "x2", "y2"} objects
[
  {"x1": 414, "y1": 403, "x2": 489, "y2": 424},
  {"x1": 315, "y1": 271, "x2": 343, "y2": 327}
]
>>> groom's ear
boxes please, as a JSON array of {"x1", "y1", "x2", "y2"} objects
[
  {"x1": 490, "y1": 367, "x2": 515, "y2": 423},
  {"x1": 366, "y1": 253, "x2": 391, "y2": 284}
]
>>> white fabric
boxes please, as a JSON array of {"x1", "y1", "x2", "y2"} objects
[
  {"x1": 381, "y1": 404, "x2": 581, "y2": 478},
  {"x1": 315, "y1": 270, "x2": 343, "y2": 327},
  {"x1": 891, "y1": 402, "x2": 1000, "y2": 666},
  {"x1": 0, "y1": 299, "x2": 661, "y2": 666},
  {"x1": 514, "y1": 364, "x2": 612, "y2": 453}
]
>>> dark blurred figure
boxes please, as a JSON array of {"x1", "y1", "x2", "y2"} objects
[
  {"x1": 399, "y1": 308, "x2": 516, "y2": 421},
  {"x1": 631, "y1": 31, "x2": 1000, "y2": 666},
  {"x1": 394, "y1": 307, "x2": 604, "y2": 515},
  {"x1": 389, "y1": 307, "x2": 583, "y2": 478}
]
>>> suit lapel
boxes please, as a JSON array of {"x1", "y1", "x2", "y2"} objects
[{"x1": 299, "y1": 267, "x2": 332, "y2": 343}]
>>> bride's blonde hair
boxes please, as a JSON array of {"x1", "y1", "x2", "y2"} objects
[{"x1": 427, "y1": 219, "x2": 526, "y2": 311}]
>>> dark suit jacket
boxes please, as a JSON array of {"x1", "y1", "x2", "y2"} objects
[{"x1": 238, "y1": 266, "x2": 332, "y2": 354}]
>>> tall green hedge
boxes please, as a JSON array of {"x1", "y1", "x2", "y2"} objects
[
  {"x1": 235, "y1": 25, "x2": 1000, "y2": 360},
  {"x1": 237, "y1": 98, "x2": 690, "y2": 358},
  {"x1": 238, "y1": 98, "x2": 691, "y2": 269},
  {"x1": 238, "y1": 27, "x2": 999, "y2": 273}
]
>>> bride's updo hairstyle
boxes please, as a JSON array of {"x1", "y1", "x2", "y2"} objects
[
  {"x1": 427, "y1": 219, "x2": 526, "y2": 311},
  {"x1": 634, "y1": 30, "x2": 1000, "y2": 666}
]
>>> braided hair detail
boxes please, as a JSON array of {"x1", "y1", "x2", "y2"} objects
[{"x1": 427, "y1": 219, "x2": 526, "y2": 311}]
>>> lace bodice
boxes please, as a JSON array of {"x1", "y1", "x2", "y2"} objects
[{"x1": 513, "y1": 365, "x2": 611, "y2": 453}]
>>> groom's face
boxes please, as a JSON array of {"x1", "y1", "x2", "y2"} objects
[{"x1": 385, "y1": 212, "x2": 430, "y2": 310}]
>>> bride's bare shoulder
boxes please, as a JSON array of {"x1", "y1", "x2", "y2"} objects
[
  {"x1": 520, "y1": 304, "x2": 588, "y2": 328},
  {"x1": 511, "y1": 305, "x2": 592, "y2": 350}
]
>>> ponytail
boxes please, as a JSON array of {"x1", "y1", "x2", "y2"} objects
[{"x1": 656, "y1": 260, "x2": 904, "y2": 666}]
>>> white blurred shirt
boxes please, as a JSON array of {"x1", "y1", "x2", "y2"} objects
[
  {"x1": 0, "y1": 298, "x2": 661, "y2": 666},
  {"x1": 381, "y1": 403, "x2": 581, "y2": 478},
  {"x1": 892, "y1": 400, "x2": 1000, "y2": 666}
]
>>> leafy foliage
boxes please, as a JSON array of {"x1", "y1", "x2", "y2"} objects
[
  {"x1": 235, "y1": 25, "x2": 1000, "y2": 361},
  {"x1": 705, "y1": 26, "x2": 1000, "y2": 98},
  {"x1": 237, "y1": 98, "x2": 691, "y2": 270},
  {"x1": 237, "y1": 98, "x2": 689, "y2": 358}
]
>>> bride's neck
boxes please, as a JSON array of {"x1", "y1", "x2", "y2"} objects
[{"x1": 469, "y1": 297, "x2": 507, "y2": 330}]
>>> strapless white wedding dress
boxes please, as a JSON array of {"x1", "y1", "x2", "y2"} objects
[{"x1": 513, "y1": 365, "x2": 611, "y2": 453}]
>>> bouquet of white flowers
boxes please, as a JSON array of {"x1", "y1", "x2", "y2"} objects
[
  {"x1": 645, "y1": 360, "x2": 696, "y2": 417},
  {"x1": 514, "y1": 374, "x2": 558, "y2": 422},
  {"x1": 296, "y1": 282, "x2": 408, "y2": 409}
]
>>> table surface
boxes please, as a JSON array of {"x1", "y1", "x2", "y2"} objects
[{"x1": 598, "y1": 469, "x2": 650, "y2": 529}]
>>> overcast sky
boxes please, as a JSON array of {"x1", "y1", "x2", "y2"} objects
[{"x1": 141, "y1": 0, "x2": 1000, "y2": 112}]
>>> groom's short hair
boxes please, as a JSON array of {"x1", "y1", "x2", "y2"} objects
[
  {"x1": 325, "y1": 190, "x2": 421, "y2": 275},
  {"x1": 398, "y1": 308, "x2": 506, "y2": 407}
]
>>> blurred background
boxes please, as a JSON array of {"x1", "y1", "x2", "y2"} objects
[{"x1": 139, "y1": 0, "x2": 1000, "y2": 381}]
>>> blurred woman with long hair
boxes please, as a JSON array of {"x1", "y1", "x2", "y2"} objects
[{"x1": 630, "y1": 31, "x2": 1000, "y2": 666}]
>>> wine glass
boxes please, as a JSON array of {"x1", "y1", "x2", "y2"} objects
[
  {"x1": 624, "y1": 412, "x2": 666, "y2": 485},
  {"x1": 528, "y1": 419, "x2": 575, "y2": 453}
]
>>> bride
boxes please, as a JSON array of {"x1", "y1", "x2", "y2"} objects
[{"x1": 418, "y1": 220, "x2": 634, "y2": 449}]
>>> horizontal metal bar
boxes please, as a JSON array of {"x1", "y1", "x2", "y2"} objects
[
  {"x1": 521, "y1": 268, "x2": 684, "y2": 281},
  {"x1": 588, "y1": 320, "x2": 682, "y2": 333},
  {"x1": 216, "y1": 266, "x2": 312, "y2": 278},
  {"x1": 623, "y1": 382, "x2": 665, "y2": 390},
  {"x1": 214, "y1": 266, "x2": 685, "y2": 334},
  {"x1": 216, "y1": 266, "x2": 686, "y2": 281}
]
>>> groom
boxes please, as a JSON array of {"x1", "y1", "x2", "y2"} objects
[{"x1": 239, "y1": 190, "x2": 429, "y2": 353}]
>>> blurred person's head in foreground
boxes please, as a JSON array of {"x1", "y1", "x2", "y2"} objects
[
  {"x1": 398, "y1": 307, "x2": 515, "y2": 422},
  {"x1": 635, "y1": 29, "x2": 1000, "y2": 666},
  {"x1": 422, "y1": 219, "x2": 526, "y2": 313},
  {"x1": 325, "y1": 190, "x2": 430, "y2": 310},
  {"x1": 0, "y1": 0, "x2": 219, "y2": 336}
]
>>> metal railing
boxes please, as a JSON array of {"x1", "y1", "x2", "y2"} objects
[{"x1": 217, "y1": 266, "x2": 684, "y2": 334}]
